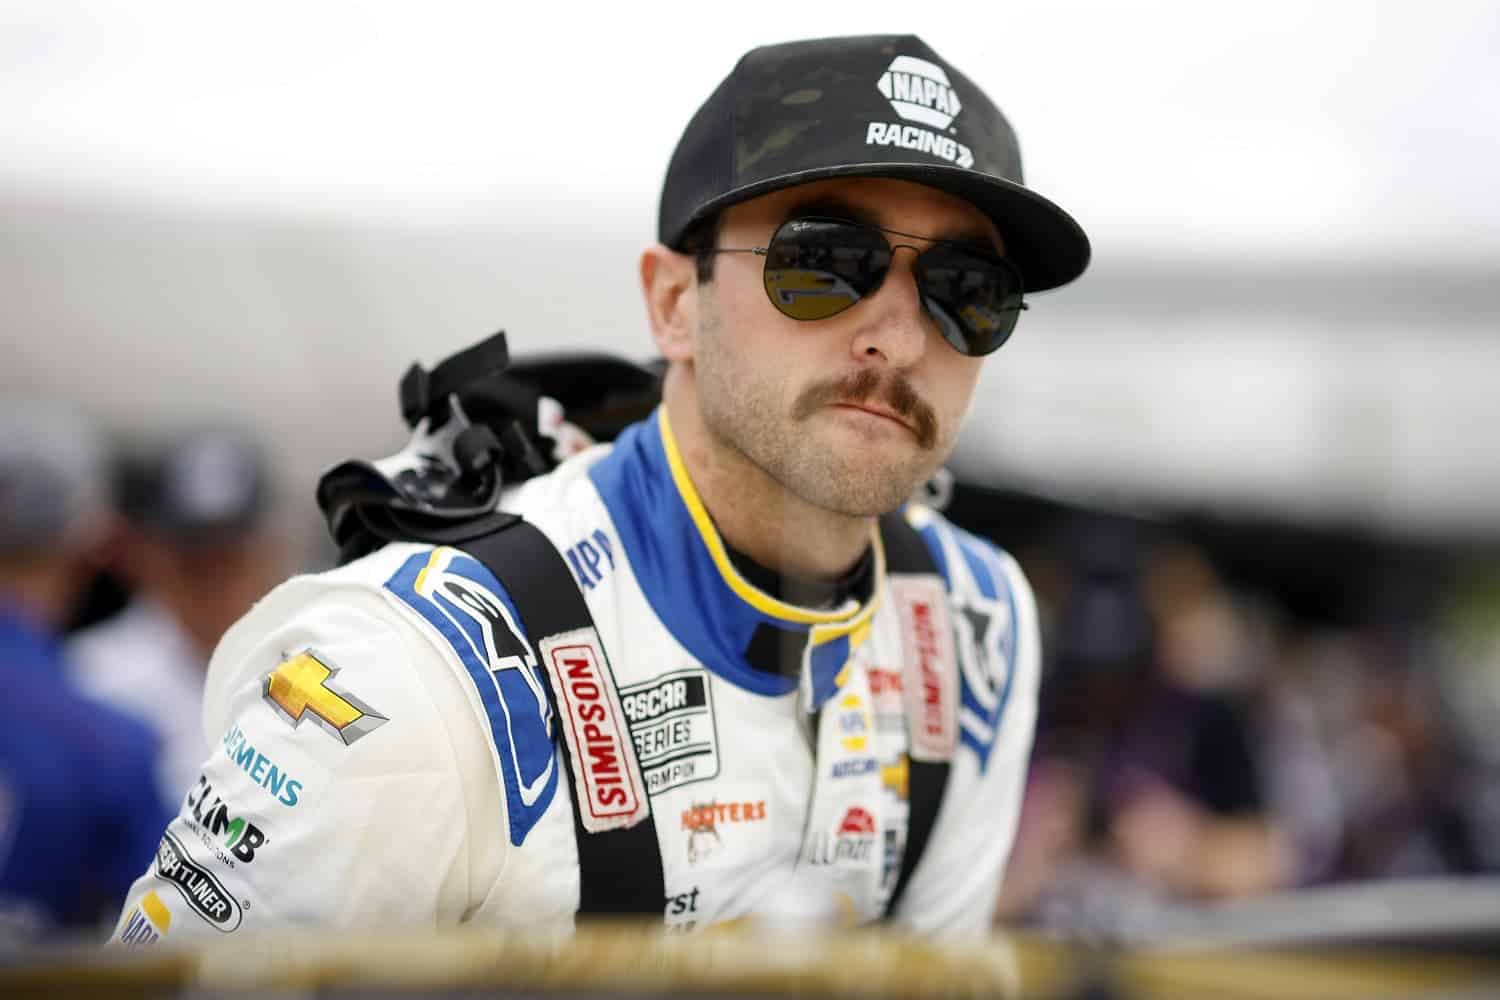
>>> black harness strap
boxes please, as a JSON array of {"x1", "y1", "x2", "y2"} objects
[
  {"x1": 452, "y1": 509, "x2": 948, "y2": 921},
  {"x1": 878, "y1": 511, "x2": 954, "y2": 920},
  {"x1": 462, "y1": 520, "x2": 666, "y2": 917}
]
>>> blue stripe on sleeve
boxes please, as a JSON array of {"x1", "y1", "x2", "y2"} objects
[{"x1": 385, "y1": 550, "x2": 558, "y2": 846}]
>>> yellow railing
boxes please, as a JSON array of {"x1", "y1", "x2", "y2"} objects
[{"x1": 5, "y1": 923, "x2": 1500, "y2": 999}]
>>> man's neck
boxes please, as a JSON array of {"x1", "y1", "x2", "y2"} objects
[{"x1": 662, "y1": 374, "x2": 873, "y2": 582}]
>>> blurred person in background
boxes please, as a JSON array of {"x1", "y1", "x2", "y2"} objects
[
  {"x1": 997, "y1": 523, "x2": 1290, "y2": 930},
  {"x1": 1250, "y1": 570, "x2": 1496, "y2": 887},
  {"x1": 1247, "y1": 631, "x2": 1350, "y2": 887},
  {"x1": 1428, "y1": 570, "x2": 1500, "y2": 875},
  {"x1": 1294, "y1": 601, "x2": 1497, "y2": 882},
  {"x1": 0, "y1": 402, "x2": 172, "y2": 941},
  {"x1": 68, "y1": 427, "x2": 288, "y2": 806}
]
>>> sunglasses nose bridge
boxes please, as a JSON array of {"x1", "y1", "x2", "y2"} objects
[
  {"x1": 876, "y1": 241, "x2": 932, "y2": 302},
  {"x1": 855, "y1": 241, "x2": 940, "y2": 351},
  {"x1": 873, "y1": 241, "x2": 924, "y2": 286},
  {"x1": 887, "y1": 241, "x2": 925, "y2": 260}
]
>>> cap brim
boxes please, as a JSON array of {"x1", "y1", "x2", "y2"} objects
[{"x1": 680, "y1": 162, "x2": 1090, "y2": 294}]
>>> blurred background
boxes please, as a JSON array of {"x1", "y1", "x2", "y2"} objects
[{"x1": 2, "y1": 0, "x2": 1498, "y2": 944}]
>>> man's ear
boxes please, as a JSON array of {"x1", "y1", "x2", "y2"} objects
[{"x1": 640, "y1": 244, "x2": 697, "y2": 363}]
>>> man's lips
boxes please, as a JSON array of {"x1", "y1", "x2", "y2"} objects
[
  {"x1": 831, "y1": 401, "x2": 913, "y2": 433},
  {"x1": 791, "y1": 368, "x2": 938, "y2": 449}
]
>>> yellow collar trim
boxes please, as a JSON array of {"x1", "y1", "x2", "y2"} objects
[{"x1": 658, "y1": 406, "x2": 884, "y2": 632}]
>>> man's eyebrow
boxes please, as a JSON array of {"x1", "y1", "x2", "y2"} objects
[
  {"x1": 783, "y1": 196, "x2": 881, "y2": 228},
  {"x1": 783, "y1": 197, "x2": 1001, "y2": 254},
  {"x1": 936, "y1": 228, "x2": 1003, "y2": 255}
]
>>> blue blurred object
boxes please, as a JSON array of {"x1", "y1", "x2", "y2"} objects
[
  {"x1": 0, "y1": 603, "x2": 174, "y2": 936},
  {"x1": 0, "y1": 402, "x2": 174, "y2": 938}
]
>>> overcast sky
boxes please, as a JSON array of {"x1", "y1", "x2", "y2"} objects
[
  {"x1": 2, "y1": 1, "x2": 1497, "y2": 537},
  {"x1": 3, "y1": 0, "x2": 1497, "y2": 261}
]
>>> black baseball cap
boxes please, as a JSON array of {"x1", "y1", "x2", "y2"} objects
[
  {"x1": 119, "y1": 427, "x2": 270, "y2": 544},
  {"x1": 660, "y1": 34, "x2": 1090, "y2": 293}
]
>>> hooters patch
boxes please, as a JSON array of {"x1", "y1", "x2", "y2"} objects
[
  {"x1": 539, "y1": 627, "x2": 649, "y2": 832},
  {"x1": 890, "y1": 577, "x2": 959, "y2": 762}
]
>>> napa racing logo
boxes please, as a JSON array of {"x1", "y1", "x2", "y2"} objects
[
  {"x1": 866, "y1": 55, "x2": 974, "y2": 169},
  {"x1": 184, "y1": 776, "x2": 267, "y2": 865},
  {"x1": 878, "y1": 56, "x2": 961, "y2": 128},
  {"x1": 118, "y1": 890, "x2": 172, "y2": 946},
  {"x1": 835, "y1": 692, "x2": 871, "y2": 754}
]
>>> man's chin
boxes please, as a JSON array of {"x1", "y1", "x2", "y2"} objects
[{"x1": 787, "y1": 456, "x2": 930, "y2": 518}]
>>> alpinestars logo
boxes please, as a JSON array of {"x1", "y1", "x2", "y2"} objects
[{"x1": 866, "y1": 55, "x2": 974, "y2": 169}]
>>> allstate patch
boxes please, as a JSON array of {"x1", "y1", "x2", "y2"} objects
[{"x1": 385, "y1": 547, "x2": 559, "y2": 846}]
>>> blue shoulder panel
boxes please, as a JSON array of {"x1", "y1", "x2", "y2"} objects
[
  {"x1": 957, "y1": 530, "x2": 999, "y2": 602},
  {"x1": 911, "y1": 517, "x2": 951, "y2": 586},
  {"x1": 385, "y1": 549, "x2": 559, "y2": 846}
]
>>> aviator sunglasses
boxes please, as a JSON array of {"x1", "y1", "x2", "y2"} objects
[{"x1": 705, "y1": 216, "x2": 1027, "y2": 357}]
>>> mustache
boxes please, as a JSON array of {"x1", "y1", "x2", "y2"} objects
[{"x1": 792, "y1": 368, "x2": 938, "y2": 449}]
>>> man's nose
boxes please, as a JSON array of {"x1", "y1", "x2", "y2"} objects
[{"x1": 848, "y1": 245, "x2": 933, "y2": 368}]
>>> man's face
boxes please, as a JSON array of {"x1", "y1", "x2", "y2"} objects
[{"x1": 690, "y1": 177, "x2": 1001, "y2": 517}]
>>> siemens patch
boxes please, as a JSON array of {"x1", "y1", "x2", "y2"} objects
[
  {"x1": 619, "y1": 670, "x2": 720, "y2": 795},
  {"x1": 221, "y1": 724, "x2": 302, "y2": 806}
]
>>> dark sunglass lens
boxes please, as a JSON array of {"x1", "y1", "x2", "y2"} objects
[
  {"x1": 915, "y1": 247, "x2": 1025, "y2": 356},
  {"x1": 763, "y1": 220, "x2": 890, "y2": 321}
]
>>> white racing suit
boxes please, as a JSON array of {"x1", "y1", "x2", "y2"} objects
[{"x1": 110, "y1": 408, "x2": 1039, "y2": 944}]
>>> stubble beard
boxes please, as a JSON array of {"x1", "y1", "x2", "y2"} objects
[{"x1": 694, "y1": 297, "x2": 950, "y2": 519}]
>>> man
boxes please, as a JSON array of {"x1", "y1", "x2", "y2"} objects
[
  {"x1": 69, "y1": 427, "x2": 287, "y2": 805},
  {"x1": 0, "y1": 403, "x2": 172, "y2": 939},
  {"x1": 111, "y1": 33, "x2": 1089, "y2": 941}
]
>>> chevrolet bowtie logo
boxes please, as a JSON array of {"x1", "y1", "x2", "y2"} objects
[{"x1": 263, "y1": 651, "x2": 388, "y2": 745}]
